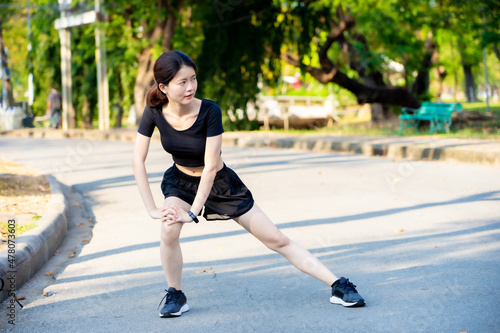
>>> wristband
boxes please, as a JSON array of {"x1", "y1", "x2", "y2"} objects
[{"x1": 188, "y1": 211, "x2": 199, "y2": 223}]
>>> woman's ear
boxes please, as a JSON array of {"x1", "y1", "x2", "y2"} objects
[{"x1": 158, "y1": 83, "x2": 167, "y2": 95}]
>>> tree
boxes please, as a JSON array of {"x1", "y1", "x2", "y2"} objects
[
  {"x1": 29, "y1": 0, "x2": 61, "y2": 116},
  {"x1": 129, "y1": 0, "x2": 187, "y2": 125},
  {"x1": 195, "y1": 0, "x2": 283, "y2": 129},
  {"x1": 271, "y1": 1, "x2": 453, "y2": 120},
  {"x1": 0, "y1": 15, "x2": 15, "y2": 107},
  {"x1": 196, "y1": 0, "x2": 451, "y2": 123},
  {"x1": 442, "y1": 0, "x2": 500, "y2": 102},
  {"x1": 105, "y1": 0, "x2": 204, "y2": 126}
]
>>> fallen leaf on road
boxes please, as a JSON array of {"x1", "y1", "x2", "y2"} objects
[
  {"x1": 195, "y1": 269, "x2": 215, "y2": 274},
  {"x1": 46, "y1": 271, "x2": 53, "y2": 276},
  {"x1": 82, "y1": 238, "x2": 90, "y2": 244},
  {"x1": 72, "y1": 203, "x2": 82, "y2": 207},
  {"x1": 16, "y1": 296, "x2": 26, "y2": 300},
  {"x1": 69, "y1": 249, "x2": 77, "y2": 258},
  {"x1": 397, "y1": 228, "x2": 404, "y2": 232}
]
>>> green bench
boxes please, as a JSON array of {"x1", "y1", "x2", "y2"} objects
[{"x1": 398, "y1": 102, "x2": 462, "y2": 135}]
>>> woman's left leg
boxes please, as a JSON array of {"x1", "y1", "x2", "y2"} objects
[{"x1": 235, "y1": 204, "x2": 338, "y2": 286}]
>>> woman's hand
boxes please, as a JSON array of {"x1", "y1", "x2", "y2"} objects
[
  {"x1": 149, "y1": 207, "x2": 169, "y2": 220},
  {"x1": 161, "y1": 204, "x2": 195, "y2": 225}
]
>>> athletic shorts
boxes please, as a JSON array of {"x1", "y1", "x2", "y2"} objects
[{"x1": 160, "y1": 164, "x2": 254, "y2": 221}]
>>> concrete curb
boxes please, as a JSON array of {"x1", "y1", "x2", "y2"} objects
[
  {"x1": 2, "y1": 128, "x2": 499, "y2": 167},
  {"x1": 221, "y1": 134, "x2": 500, "y2": 167},
  {"x1": 0, "y1": 175, "x2": 68, "y2": 303},
  {"x1": 0, "y1": 128, "x2": 137, "y2": 142}
]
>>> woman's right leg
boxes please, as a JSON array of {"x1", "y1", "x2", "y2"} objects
[{"x1": 159, "y1": 196, "x2": 191, "y2": 290}]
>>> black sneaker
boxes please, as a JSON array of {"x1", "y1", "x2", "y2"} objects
[
  {"x1": 158, "y1": 287, "x2": 189, "y2": 318},
  {"x1": 330, "y1": 277, "x2": 365, "y2": 307}
]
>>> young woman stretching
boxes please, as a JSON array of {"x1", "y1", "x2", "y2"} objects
[{"x1": 133, "y1": 50, "x2": 365, "y2": 318}]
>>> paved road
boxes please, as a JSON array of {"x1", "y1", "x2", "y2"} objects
[{"x1": 1, "y1": 136, "x2": 499, "y2": 332}]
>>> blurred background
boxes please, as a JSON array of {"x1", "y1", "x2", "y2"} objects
[{"x1": 0, "y1": 0, "x2": 499, "y2": 136}]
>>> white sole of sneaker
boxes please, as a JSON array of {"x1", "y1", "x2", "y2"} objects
[
  {"x1": 330, "y1": 296, "x2": 364, "y2": 307},
  {"x1": 159, "y1": 303, "x2": 190, "y2": 318}
]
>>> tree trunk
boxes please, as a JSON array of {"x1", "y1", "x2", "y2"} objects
[
  {"x1": 370, "y1": 104, "x2": 385, "y2": 122},
  {"x1": 114, "y1": 68, "x2": 124, "y2": 128},
  {"x1": 133, "y1": 49, "x2": 154, "y2": 125},
  {"x1": 410, "y1": 31, "x2": 436, "y2": 97},
  {"x1": 0, "y1": 18, "x2": 15, "y2": 107},
  {"x1": 133, "y1": 0, "x2": 184, "y2": 125},
  {"x1": 463, "y1": 64, "x2": 478, "y2": 102},
  {"x1": 82, "y1": 97, "x2": 93, "y2": 129},
  {"x1": 336, "y1": 31, "x2": 393, "y2": 121},
  {"x1": 433, "y1": 65, "x2": 447, "y2": 101},
  {"x1": 493, "y1": 44, "x2": 500, "y2": 62}
]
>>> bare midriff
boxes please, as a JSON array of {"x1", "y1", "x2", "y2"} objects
[{"x1": 175, "y1": 158, "x2": 224, "y2": 177}]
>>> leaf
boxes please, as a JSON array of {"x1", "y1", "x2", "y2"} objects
[{"x1": 195, "y1": 269, "x2": 216, "y2": 274}]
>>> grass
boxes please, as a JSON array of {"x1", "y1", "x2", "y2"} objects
[
  {"x1": 459, "y1": 102, "x2": 500, "y2": 115},
  {"x1": 0, "y1": 221, "x2": 38, "y2": 237}
]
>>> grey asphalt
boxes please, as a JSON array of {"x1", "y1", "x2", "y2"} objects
[{"x1": 0, "y1": 134, "x2": 500, "y2": 332}]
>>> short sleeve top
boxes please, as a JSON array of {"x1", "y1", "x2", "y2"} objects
[{"x1": 137, "y1": 99, "x2": 224, "y2": 167}]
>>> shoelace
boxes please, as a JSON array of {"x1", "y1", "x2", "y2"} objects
[
  {"x1": 340, "y1": 279, "x2": 358, "y2": 293},
  {"x1": 157, "y1": 289, "x2": 181, "y2": 311}
]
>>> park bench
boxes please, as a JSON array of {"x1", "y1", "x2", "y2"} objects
[{"x1": 398, "y1": 102, "x2": 462, "y2": 135}]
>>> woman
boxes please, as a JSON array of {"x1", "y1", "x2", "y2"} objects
[{"x1": 133, "y1": 51, "x2": 365, "y2": 318}]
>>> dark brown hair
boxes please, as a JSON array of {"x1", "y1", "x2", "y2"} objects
[{"x1": 146, "y1": 50, "x2": 198, "y2": 108}]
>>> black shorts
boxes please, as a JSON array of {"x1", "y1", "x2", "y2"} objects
[{"x1": 160, "y1": 164, "x2": 254, "y2": 221}]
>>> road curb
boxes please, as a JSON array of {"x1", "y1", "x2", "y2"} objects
[
  {"x1": 0, "y1": 175, "x2": 68, "y2": 303},
  {"x1": 222, "y1": 134, "x2": 500, "y2": 167},
  {"x1": 2, "y1": 128, "x2": 500, "y2": 167}
]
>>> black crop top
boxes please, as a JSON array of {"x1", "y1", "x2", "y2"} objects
[{"x1": 137, "y1": 99, "x2": 224, "y2": 167}]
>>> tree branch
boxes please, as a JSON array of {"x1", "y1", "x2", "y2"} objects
[{"x1": 318, "y1": 5, "x2": 355, "y2": 71}]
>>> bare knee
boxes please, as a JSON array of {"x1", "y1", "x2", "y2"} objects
[
  {"x1": 160, "y1": 224, "x2": 182, "y2": 246},
  {"x1": 265, "y1": 232, "x2": 290, "y2": 252}
]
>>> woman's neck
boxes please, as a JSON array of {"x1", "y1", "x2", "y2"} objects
[{"x1": 164, "y1": 98, "x2": 199, "y2": 116}]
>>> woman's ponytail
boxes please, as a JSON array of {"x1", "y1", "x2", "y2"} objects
[{"x1": 146, "y1": 84, "x2": 168, "y2": 108}]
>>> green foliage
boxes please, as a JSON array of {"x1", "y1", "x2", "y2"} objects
[
  {"x1": 195, "y1": 0, "x2": 283, "y2": 130},
  {"x1": 30, "y1": 0, "x2": 61, "y2": 116},
  {"x1": 1, "y1": 2, "x2": 30, "y2": 104},
  {"x1": 2, "y1": 0, "x2": 499, "y2": 131}
]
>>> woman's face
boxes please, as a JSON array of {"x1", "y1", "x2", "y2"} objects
[{"x1": 161, "y1": 65, "x2": 197, "y2": 106}]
